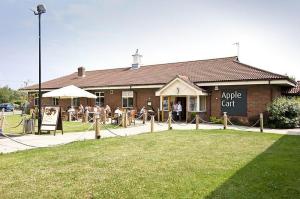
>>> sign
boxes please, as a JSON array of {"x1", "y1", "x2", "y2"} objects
[
  {"x1": 221, "y1": 89, "x2": 247, "y2": 116},
  {"x1": 41, "y1": 106, "x2": 63, "y2": 135}
]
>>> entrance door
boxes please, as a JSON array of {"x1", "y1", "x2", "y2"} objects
[{"x1": 175, "y1": 97, "x2": 186, "y2": 121}]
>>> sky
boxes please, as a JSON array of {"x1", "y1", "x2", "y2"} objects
[{"x1": 0, "y1": 0, "x2": 299, "y2": 89}]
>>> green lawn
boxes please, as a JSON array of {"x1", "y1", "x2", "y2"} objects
[
  {"x1": 2, "y1": 114, "x2": 118, "y2": 134},
  {"x1": 0, "y1": 130, "x2": 299, "y2": 198}
]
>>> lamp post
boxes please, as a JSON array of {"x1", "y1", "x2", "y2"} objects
[{"x1": 33, "y1": 4, "x2": 46, "y2": 134}]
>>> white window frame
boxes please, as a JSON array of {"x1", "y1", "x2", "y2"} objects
[
  {"x1": 95, "y1": 92, "x2": 105, "y2": 107},
  {"x1": 34, "y1": 93, "x2": 39, "y2": 106},
  {"x1": 199, "y1": 96, "x2": 207, "y2": 112},
  {"x1": 122, "y1": 91, "x2": 134, "y2": 108},
  {"x1": 71, "y1": 98, "x2": 80, "y2": 107},
  {"x1": 52, "y1": 98, "x2": 59, "y2": 106},
  {"x1": 189, "y1": 96, "x2": 198, "y2": 112}
]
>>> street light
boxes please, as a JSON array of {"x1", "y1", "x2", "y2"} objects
[{"x1": 33, "y1": 4, "x2": 46, "y2": 134}]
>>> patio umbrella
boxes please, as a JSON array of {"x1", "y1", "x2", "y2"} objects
[{"x1": 42, "y1": 85, "x2": 97, "y2": 99}]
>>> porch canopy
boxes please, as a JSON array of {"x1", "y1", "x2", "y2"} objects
[
  {"x1": 155, "y1": 75, "x2": 207, "y2": 112},
  {"x1": 42, "y1": 85, "x2": 97, "y2": 99}
]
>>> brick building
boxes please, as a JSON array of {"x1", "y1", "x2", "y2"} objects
[{"x1": 23, "y1": 53, "x2": 297, "y2": 123}]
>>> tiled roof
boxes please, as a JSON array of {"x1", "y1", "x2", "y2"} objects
[
  {"x1": 284, "y1": 81, "x2": 300, "y2": 95},
  {"x1": 23, "y1": 56, "x2": 292, "y2": 90}
]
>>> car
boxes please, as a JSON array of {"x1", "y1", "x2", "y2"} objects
[{"x1": 0, "y1": 103, "x2": 14, "y2": 112}]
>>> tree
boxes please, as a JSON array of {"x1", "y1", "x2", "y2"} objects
[{"x1": 0, "y1": 86, "x2": 27, "y2": 105}]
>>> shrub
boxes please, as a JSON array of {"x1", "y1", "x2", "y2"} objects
[
  {"x1": 209, "y1": 116, "x2": 223, "y2": 124},
  {"x1": 267, "y1": 97, "x2": 300, "y2": 128}
]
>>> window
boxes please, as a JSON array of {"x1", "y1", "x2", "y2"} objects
[
  {"x1": 189, "y1": 96, "x2": 197, "y2": 112},
  {"x1": 199, "y1": 96, "x2": 206, "y2": 111},
  {"x1": 71, "y1": 98, "x2": 80, "y2": 107},
  {"x1": 34, "y1": 93, "x2": 39, "y2": 106},
  {"x1": 95, "y1": 92, "x2": 105, "y2": 107},
  {"x1": 122, "y1": 91, "x2": 133, "y2": 108},
  {"x1": 52, "y1": 98, "x2": 59, "y2": 106},
  {"x1": 163, "y1": 96, "x2": 169, "y2": 111}
]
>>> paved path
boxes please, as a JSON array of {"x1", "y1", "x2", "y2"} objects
[{"x1": 1, "y1": 122, "x2": 299, "y2": 154}]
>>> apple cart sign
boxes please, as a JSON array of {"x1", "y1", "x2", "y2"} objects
[{"x1": 221, "y1": 89, "x2": 247, "y2": 116}]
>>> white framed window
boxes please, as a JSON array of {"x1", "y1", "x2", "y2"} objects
[
  {"x1": 189, "y1": 96, "x2": 198, "y2": 112},
  {"x1": 199, "y1": 96, "x2": 206, "y2": 111},
  {"x1": 95, "y1": 92, "x2": 105, "y2": 106},
  {"x1": 71, "y1": 98, "x2": 80, "y2": 107},
  {"x1": 122, "y1": 91, "x2": 133, "y2": 108},
  {"x1": 34, "y1": 93, "x2": 39, "y2": 106},
  {"x1": 163, "y1": 96, "x2": 169, "y2": 111},
  {"x1": 52, "y1": 98, "x2": 59, "y2": 106}
]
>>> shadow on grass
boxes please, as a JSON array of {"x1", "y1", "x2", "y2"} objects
[{"x1": 205, "y1": 135, "x2": 300, "y2": 199}]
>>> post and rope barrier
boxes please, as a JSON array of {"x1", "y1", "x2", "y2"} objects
[
  {"x1": 260, "y1": 113, "x2": 264, "y2": 132},
  {"x1": 168, "y1": 111, "x2": 172, "y2": 130},
  {"x1": 150, "y1": 115, "x2": 154, "y2": 133},
  {"x1": 196, "y1": 114, "x2": 199, "y2": 130},
  {"x1": 223, "y1": 112, "x2": 228, "y2": 130},
  {"x1": 95, "y1": 117, "x2": 101, "y2": 139}
]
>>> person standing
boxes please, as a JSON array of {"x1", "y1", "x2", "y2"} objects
[
  {"x1": 172, "y1": 102, "x2": 178, "y2": 120},
  {"x1": 177, "y1": 101, "x2": 182, "y2": 121}
]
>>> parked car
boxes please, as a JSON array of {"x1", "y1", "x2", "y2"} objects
[{"x1": 0, "y1": 103, "x2": 14, "y2": 112}]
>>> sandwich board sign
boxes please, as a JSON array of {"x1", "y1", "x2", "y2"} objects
[
  {"x1": 41, "y1": 106, "x2": 63, "y2": 135},
  {"x1": 221, "y1": 89, "x2": 247, "y2": 116}
]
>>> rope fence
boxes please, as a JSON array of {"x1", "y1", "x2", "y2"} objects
[{"x1": 0, "y1": 109, "x2": 265, "y2": 152}]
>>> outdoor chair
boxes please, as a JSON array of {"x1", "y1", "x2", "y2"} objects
[
  {"x1": 76, "y1": 110, "x2": 84, "y2": 121},
  {"x1": 111, "y1": 113, "x2": 121, "y2": 125}
]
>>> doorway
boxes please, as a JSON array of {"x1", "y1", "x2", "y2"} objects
[{"x1": 175, "y1": 97, "x2": 186, "y2": 121}]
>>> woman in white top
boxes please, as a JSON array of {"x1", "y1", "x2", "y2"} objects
[{"x1": 177, "y1": 101, "x2": 182, "y2": 121}]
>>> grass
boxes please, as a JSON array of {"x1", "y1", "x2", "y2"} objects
[
  {"x1": 2, "y1": 114, "x2": 118, "y2": 134},
  {"x1": 0, "y1": 130, "x2": 299, "y2": 198}
]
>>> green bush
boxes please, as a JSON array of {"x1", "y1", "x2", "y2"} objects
[
  {"x1": 267, "y1": 97, "x2": 300, "y2": 129},
  {"x1": 209, "y1": 116, "x2": 223, "y2": 124}
]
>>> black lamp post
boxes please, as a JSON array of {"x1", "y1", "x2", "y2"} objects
[{"x1": 33, "y1": 4, "x2": 46, "y2": 134}]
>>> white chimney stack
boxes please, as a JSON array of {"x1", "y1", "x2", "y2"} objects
[{"x1": 132, "y1": 49, "x2": 142, "y2": 69}]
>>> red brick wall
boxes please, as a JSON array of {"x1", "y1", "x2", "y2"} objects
[
  {"x1": 135, "y1": 88, "x2": 160, "y2": 111},
  {"x1": 27, "y1": 85, "x2": 283, "y2": 122}
]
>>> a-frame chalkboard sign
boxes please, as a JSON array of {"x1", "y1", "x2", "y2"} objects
[{"x1": 40, "y1": 106, "x2": 63, "y2": 136}]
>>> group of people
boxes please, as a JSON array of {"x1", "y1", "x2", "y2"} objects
[
  {"x1": 172, "y1": 101, "x2": 183, "y2": 121},
  {"x1": 67, "y1": 104, "x2": 112, "y2": 121},
  {"x1": 66, "y1": 103, "x2": 160, "y2": 123}
]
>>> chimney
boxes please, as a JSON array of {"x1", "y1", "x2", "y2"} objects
[
  {"x1": 78, "y1": 66, "x2": 86, "y2": 77},
  {"x1": 132, "y1": 49, "x2": 142, "y2": 69}
]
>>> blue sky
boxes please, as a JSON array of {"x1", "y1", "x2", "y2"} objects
[{"x1": 0, "y1": 0, "x2": 299, "y2": 89}]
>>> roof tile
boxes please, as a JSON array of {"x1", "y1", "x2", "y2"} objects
[{"x1": 24, "y1": 56, "x2": 290, "y2": 90}]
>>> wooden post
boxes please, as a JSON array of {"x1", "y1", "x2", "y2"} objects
[
  {"x1": 132, "y1": 111, "x2": 135, "y2": 125},
  {"x1": 0, "y1": 110, "x2": 4, "y2": 133},
  {"x1": 150, "y1": 115, "x2": 154, "y2": 133},
  {"x1": 68, "y1": 111, "x2": 72, "y2": 122},
  {"x1": 32, "y1": 112, "x2": 36, "y2": 134},
  {"x1": 85, "y1": 111, "x2": 89, "y2": 123},
  {"x1": 95, "y1": 117, "x2": 101, "y2": 139},
  {"x1": 122, "y1": 112, "x2": 125, "y2": 127},
  {"x1": 125, "y1": 110, "x2": 128, "y2": 128},
  {"x1": 143, "y1": 112, "x2": 146, "y2": 124},
  {"x1": 168, "y1": 111, "x2": 172, "y2": 130},
  {"x1": 157, "y1": 108, "x2": 160, "y2": 123},
  {"x1": 103, "y1": 110, "x2": 107, "y2": 125},
  {"x1": 223, "y1": 112, "x2": 228, "y2": 130},
  {"x1": 22, "y1": 115, "x2": 26, "y2": 134},
  {"x1": 260, "y1": 113, "x2": 264, "y2": 133},
  {"x1": 162, "y1": 95, "x2": 165, "y2": 122},
  {"x1": 196, "y1": 114, "x2": 199, "y2": 130}
]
